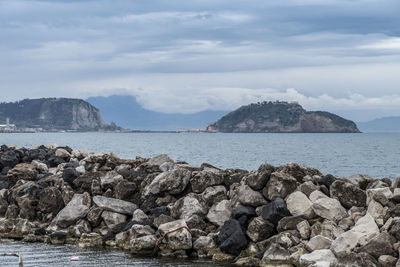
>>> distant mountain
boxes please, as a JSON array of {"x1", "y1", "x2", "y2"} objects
[
  {"x1": 207, "y1": 101, "x2": 360, "y2": 133},
  {"x1": 0, "y1": 98, "x2": 110, "y2": 131},
  {"x1": 86, "y1": 95, "x2": 227, "y2": 131},
  {"x1": 357, "y1": 117, "x2": 400, "y2": 132}
]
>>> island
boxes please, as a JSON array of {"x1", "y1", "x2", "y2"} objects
[{"x1": 207, "y1": 101, "x2": 360, "y2": 133}]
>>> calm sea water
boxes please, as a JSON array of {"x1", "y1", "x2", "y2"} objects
[{"x1": 0, "y1": 132, "x2": 399, "y2": 178}]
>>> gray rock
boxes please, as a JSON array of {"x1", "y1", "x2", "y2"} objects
[
  {"x1": 299, "y1": 181, "x2": 320, "y2": 197},
  {"x1": 347, "y1": 174, "x2": 373, "y2": 190},
  {"x1": 130, "y1": 235, "x2": 157, "y2": 255},
  {"x1": 230, "y1": 183, "x2": 267, "y2": 207},
  {"x1": 378, "y1": 255, "x2": 397, "y2": 267},
  {"x1": 330, "y1": 180, "x2": 367, "y2": 208},
  {"x1": 261, "y1": 243, "x2": 291, "y2": 265},
  {"x1": 331, "y1": 213, "x2": 379, "y2": 255},
  {"x1": 190, "y1": 168, "x2": 224, "y2": 193},
  {"x1": 158, "y1": 219, "x2": 192, "y2": 250},
  {"x1": 246, "y1": 216, "x2": 274, "y2": 242},
  {"x1": 147, "y1": 154, "x2": 173, "y2": 166},
  {"x1": 297, "y1": 220, "x2": 311, "y2": 240},
  {"x1": 7, "y1": 163, "x2": 38, "y2": 184},
  {"x1": 201, "y1": 186, "x2": 227, "y2": 206},
  {"x1": 100, "y1": 170, "x2": 124, "y2": 189},
  {"x1": 55, "y1": 148, "x2": 71, "y2": 158},
  {"x1": 170, "y1": 193, "x2": 207, "y2": 220},
  {"x1": 158, "y1": 168, "x2": 191, "y2": 195},
  {"x1": 367, "y1": 199, "x2": 387, "y2": 226},
  {"x1": 93, "y1": 195, "x2": 137, "y2": 215},
  {"x1": 39, "y1": 186, "x2": 64, "y2": 214},
  {"x1": 131, "y1": 209, "x2": 149, "y2": 223},
  {"x1": 193, "y1": 236, "x2": 216, "y2": 257},
  {"x1": 285, "y1": 191, "x2": 314, "y2": 217},
  {"x1": 359, "y1": 232, "x2": 394, "y2": 259},
  {"x1": 299, "y1": 249, "x2": 337, "y2": 266},
  {"x1": 51, "y1": 192, "x2": 91, "y2": 228},
  {"x1": 102, "y1": 211, "x2": 127, "y2": 233},
  {"x1": 306, "y1": 235, "x2": 332, "y2": 251},
  {"x1": 206, "y1": 200, "x2": 232, "y2": 227},
  {"x1": 312, "y1": 196, "x2": 348, "y2": 222},
  {"x1": 263, "y1": 172, "x2": 298, "y2": 201},
  {"x1": 31, "y1": 160, "x2": 48, "y2": 173},
  {"x1": 246, "y1": 163, "x2": 274, "y2": 190}
]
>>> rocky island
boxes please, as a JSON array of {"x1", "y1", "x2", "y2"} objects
[
  {"x1": 0, "y1": 98, "x2": 118, "y2": 132},
  {"x1": 0, "y1": 145, "x2": 399, "y2": 266},
  {"x1": 207, "y1": 101, "x2": 360, "y2": 133}
]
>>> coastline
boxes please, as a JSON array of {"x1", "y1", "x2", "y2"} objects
[{"x1": 0, "y1": 145, "x2": 399, "y2": 266}]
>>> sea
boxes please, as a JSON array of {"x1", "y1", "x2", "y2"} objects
[{"x1": 0, "y1": 132, "x2": 399, "y2": 266}]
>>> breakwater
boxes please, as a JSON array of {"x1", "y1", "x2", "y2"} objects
[{"x1": 0, "y1": 145, "x2": 399, "y2": 266}]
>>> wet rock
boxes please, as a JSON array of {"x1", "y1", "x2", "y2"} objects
[
  {"x1": 158, "y1": 219, "x2": 192, "y2": 251},
  {"x1": 193, "y1": 236, "x2": 217, "y2": 258},
  {"x1": 330, "y1": 180, "x2": 367, "y2": 208},
  {"x1": 69, "y1": 219, "x2": 91, "y2": 237},
  {"x1": 102, "y1": 211, "x2": 127, "y2": 233},
  {"x1": 234, "y1": 257, "x2": 261, "y2": 267},
  {"x1": 50, "y1": 231, "x2": 67, "y2": 245},
  {"x1": 93, "y1": 195, "x2": 137, "y2": 215},
  {"x1": 261, "y1": 243, "x2": 291, "y2": 265},
  {"x1": 230, "y1": 183, "x2": 267, "y2": 207},
  {"x1": 218, "y1": 219, "x2": 248, "y2": 256},
  {"x1": 261, "y1": 198, "x2": 291, "y2": 227},
  {"x1": 158, "y1": 168, "x2": 191, "y2": 195},
  {"x1": 130, "y1": 235, "x2": 157, "y2": 255},
  {"x1": 201, "y1": 186, "x2": 227, "y2": 206},
  {"x1": 246, "y1": 163, "x2": 274, "y2": 190},
  {"x1": 299, "y1": 249, "x2": 337, "y2": 266},
  {"x1": 170, "y1": 193, "x2": 207, "y2": 220},
  {"x1": 263, "y1": 172, "x2": 298, "y2": 201},
  {"x1": 77, "y1": 233, "x2": 103, "y2": 248},
  {"x1": 331, "y1": 213, "x2": 379, "y2": 255},
  {"x1": 51, "y1": 192, "x2": 91, "y2": 228},
  {"x1": 39, "y1": 186, "x2": 64, "y2": 214},
  {"x1": 285, "y1": 191, "x2": 314, "y2": 217},
  {"x1": 7, "y1": 163, "x2": 38, "y2": 185},
  {"x1": 311, "y1": 195, "x2": 348, "y2": 222},
  {"x1": 246, "y1": 216, "x2": 274, "y2": 242},
  {"x1": 206, "y1": 200, "x2": 232, "y2": 227}
]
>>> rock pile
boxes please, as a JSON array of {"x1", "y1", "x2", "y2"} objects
[{"x1": 1, "y1": 145, "x2": 400, "y2": 266}]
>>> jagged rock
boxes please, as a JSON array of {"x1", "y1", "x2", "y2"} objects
[
  {"x1": 93, "y1": 195, "x2": 137, "y2": 215},
  {"x1": 170, "y1": 193, "x2": 207, "y2": 220},
  {"x1": 306, "y1": 235, "x2": 332, "y2": 251},
  {"x1": 347, "y1": 174, "x2": 373, "y2": 190},
  {"x1": 317, "y1": 174, "x2": 336, "y2": 190},
  {"x1": 277, "y1": 215, "x2": 306, "y2": 232},
  {"x1": 297, "y1": 220, "x2": 311, "y2": 240},
  {"x1": 234, "y1": 257, "x2": 261, "y2": 266},
  {"x1": 310, "y1": 220, "x2": 344, "y2": 240},
  {"x1": 158, "y1": 219, "x2": 192, "y2": 250},
  {"x1": 114, "y1": 180, "x2": 136, "y2": 201},
  {"x1": 73, "y1": 172, "x2": 101, "y2": 192},
  {"x1": 129, "y1": 224, "x2": 155, "y2": 238},
  {"x1": 100, "y1": 170, "x2": 124, "y2": 189},
  {"x1": 39, "y1": 186, "x2": 64, "y2": 214},
  {"x1": 366, "y1": 187, "x2": 393, "y2": 204},
  {"x1": 230, "y1": 183, "x2": 267, "y2": 207},
  {"x1": 50, "y1": 231, "x2": 67, "y2": 245},
  {"x1": 389, "y1": 219, "x2": 400, "y2": 240},
  {"x1": 147, "y1": 154, "x2": 173, "y2": 167},
  {"x1": 246, "y1": 163, "x2": 274, "y2": 190},
  {"x1": 77, "y1": 233, "x2": 103, "y2": 248},
  {"x1": 62, "y1": 167, "x2": 79, "y2": 185},
  {"x1": 331, "y1": 213, "x2": 379, "y2": 255},
  {"x1": 0, "y1": 189, "x2": 8, "y2": 216},
  {"x1": 277, "y1": 163, "x2": 322, "y2": 183},
  {"x1": 311, "y1": 196, "x2": 348, "y2": 222},
  {"x1": 263, "y1": 172, "x2": 298, "y2": 200},
  {"x1": 246, "y1": 216, "x2": 274, "y2": 242},
  {"x1": 358, "y1": 232, "x2": 394, "y2": 259},
  {"x1": 285, "y1": 191, "x2": 314, "y2": 217},
  {"x1": 299, "y1": 181, "x2": 320, "y2": 197},
  {"x1": 31, "y1": 160, "x2": 48, "y2": 173},
  {"x1": 130, "y1": 235, "x2": 157, "y2": 255},
  {"x1": 299, "y1": 249, "x2": 337, "y2": 266},
  {"x1": 261, "y1": 198, "x2": 291, "y2": 227},
  {"x1": 190, "y1": 168, "x2": 224, "y2": 194},
  {"x1": 158, "y1": 168, "x2": 191, "y2": 195},
  {"x1": 330, "y1": 180, "x2": 367, "y2": 208},
  {"x1": 336, "y1": 252, "x2": 379, "y2": 267},
  {"x1": 102, "y1": 211, "x2": 127, "y2": 233},
  {"x1": 193, "y1": 236, "x2": 217, "y2": 257},
  {"x1": 224, "y1": 168, "x2": 248, "y2": 186},
  {"x1": 218, "y1": 219, "x2": 248, "y2": 256},
  {"x1": 131, "y1": 209, "x2": 149, "y2": 224},
  {"x1": 201, "y1": 186, "x2": 227, "y2": 206},
  {"x1": 206, "y1": 200, "x2": 232, "y2": 227},
  {"x1": 261, "y1": 243, "x2": 291, "y2": 265},
  {"x1": 55, "y1": 148, "x2": 71, "y2": 159},
  {"x1": 378, "y1": 255, "x2": 397, "y2": 267},
  {"x1": 233, "y1": 205, "x2": 257, "y2": 227},
  {"x1": 367, "y1": 199, "x2": 387, "y2": 226},
  {"x1": 51, "y1": 192, "x2": 91, "y2": 228},
  {"x1": 7, "y1": 163, "x2": 38, "y2": 184},
  {"x1": 68, "y1": 219, "x2": 91, "y2": 237},
  {"x1": 5, "y1": 204, "x2": 19, "y2": 219}
]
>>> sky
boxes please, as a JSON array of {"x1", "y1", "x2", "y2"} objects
[{"x1": 0, "y1": 0, "x2": 399, "y2": 121}]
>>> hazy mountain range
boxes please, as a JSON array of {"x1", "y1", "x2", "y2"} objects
[
  {"x1": 87, "y1": 95, "x2": 400, "y2": 132},
  {"x1": 86, "y1": 95, "x2": 227, "y2": 131}
]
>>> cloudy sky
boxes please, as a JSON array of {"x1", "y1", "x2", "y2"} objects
[{"x1": 1, "y1": 0, "x2": 399, "y2": 121}]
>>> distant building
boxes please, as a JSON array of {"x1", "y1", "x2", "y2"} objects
[{"x1": 0, "y1": 118, "x2": 16, "y2": 132}]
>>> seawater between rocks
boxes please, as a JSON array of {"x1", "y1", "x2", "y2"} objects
[
  {"x1": 0, "y1": 241, "x2": 225, "y2": 267},
  {"x1": 1, "y1": 132, "x2": 400, "y2": 178}
]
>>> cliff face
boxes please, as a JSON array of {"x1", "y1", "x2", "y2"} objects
[
  {"x1": 0, "y1": 98, "x2": 107, "y2": 131},
  {"x1": 207, "y1": 101, "x2": 360, "y2": 133}
]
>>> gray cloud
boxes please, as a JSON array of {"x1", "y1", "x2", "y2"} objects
[{"x1": 0, "y1": 0, "x2": 399, "y2": 121}]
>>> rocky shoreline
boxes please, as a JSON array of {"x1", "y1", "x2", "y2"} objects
[{"x1": 0, "y1": 145, "x2": 400, "y2": 266}]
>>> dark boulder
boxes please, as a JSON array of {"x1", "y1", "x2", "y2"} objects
[
  {"x1": 150, "y1": 206, "x2": 170, "y2": 217},
  {"x1": 233, "y1": 205, "x2": 257, "y2": 228},
  {"x1": 114, "y1": 180, "x2": 137, "y2": 201},
  {"x1": 318, "y1": 174, "x2": 336, "y2": 190},
  {"x1": 261, "y1": 198, "x2": 291, "y2": 227},
  {"x1": 218, "y1": 219, "x2": 248, "y2": 255},
  {"x1": 0, "y1": 150, "x2": 20, "y2": 169},
  {"x1": 62, "y1": 167, "x2": 79, "y2": 185},
  {"x1": 39, "y1": 186, "x2": 64, "y2": 214},
  {"x1": 330, "y1": 180, "x2": 367, "y2": 208}
]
